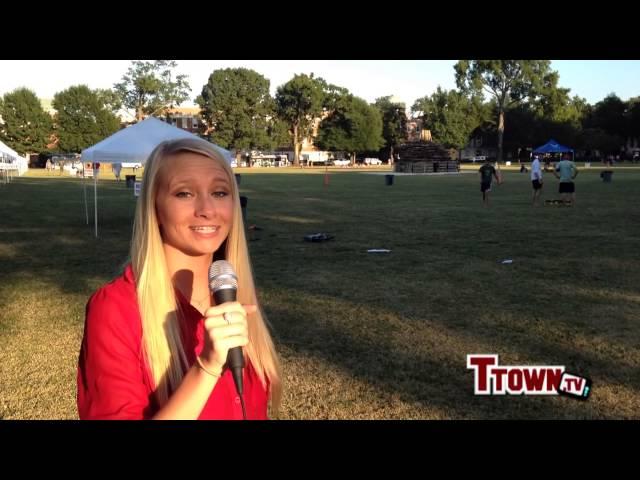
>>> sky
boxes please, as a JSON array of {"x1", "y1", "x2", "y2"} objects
[{"x1": 1, "y1": 60, "x2": 639, "y2": 111}]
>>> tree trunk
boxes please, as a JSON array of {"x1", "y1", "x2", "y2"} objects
[
  {"x1": 351, "y1": 152, "x2": 356, "y2": 166},
  {"x1": 137, "y1": 106, "x2": 144, "y2": 122},
  {"x1": 389, "y1": 145, "x2": 394, "y2": 165},
  {"x1": 497, "y1": 109, "x2": 505, "y2": 163},
  {"x1": 293, "y1": 123, "x2": 300, "y2": 167}
]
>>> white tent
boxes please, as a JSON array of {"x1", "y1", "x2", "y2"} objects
[
  {"x1": 81, "y1": 116, "x2": 233, "y2": 164},
  {"x1": 0, "y1": 140, "x2": 29, "y2": 177},
  {"x1": 80, "y1": 117, "x2": 233, "y2": 237}
]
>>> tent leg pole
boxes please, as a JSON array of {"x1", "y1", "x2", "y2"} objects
[
  {"x1": 94, "y1": 173, "x2": 98, "y2": 238},
  {"x1": 84, "y1": 175, "x2": 89, "y2": 225}
]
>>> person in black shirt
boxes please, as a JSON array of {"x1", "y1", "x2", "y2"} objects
[{"x1": 478, "y1": 159, "x2": 500, "y2": 206}]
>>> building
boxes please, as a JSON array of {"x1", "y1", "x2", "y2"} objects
[
  {"x1": 458, "y1": 128, "x2": 498, "y2": 161},
  {"x1": 164, "y1": 107, "x2": 202, "y2": 134}
]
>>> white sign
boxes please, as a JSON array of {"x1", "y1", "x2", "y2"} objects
[
  {"x1": 134, "y1": 181, "x2": 142, "y2": 197},
  {"x1": 122, "y1": 162, "x2": 142, "y2": 169}
]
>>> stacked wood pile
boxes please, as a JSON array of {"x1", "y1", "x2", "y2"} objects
[{"x1": 394, "y1": 141, "x2": 459, "y2": 173}]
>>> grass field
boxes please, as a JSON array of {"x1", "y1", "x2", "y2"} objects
[{"x1": 1, "y1": 166, "x2": 639, "y2": 419}]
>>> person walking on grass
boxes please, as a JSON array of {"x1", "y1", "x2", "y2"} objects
[
  {"x1": 479, "y1": 158, "x2": 501, "y2": 207},
  {"x1": 531, "y1": 155, "x2": 543, "y2": 206}
]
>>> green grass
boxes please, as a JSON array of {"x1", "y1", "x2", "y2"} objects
[{"x1": 1, "y1": 168, "x2": 639, "y2": 419}]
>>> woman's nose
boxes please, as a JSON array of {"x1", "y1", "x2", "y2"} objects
[{"x1": 195, "y1": 194, "x2": 216, "y2": 217}]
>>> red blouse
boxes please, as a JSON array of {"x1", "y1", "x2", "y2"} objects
[{"x1": 77, "y1": 264, "x2": 269, "y2": 420}]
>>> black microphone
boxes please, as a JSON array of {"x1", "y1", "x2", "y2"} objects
[{"x1": 208, "y1": 260, "x2": 245, "y2": 397}]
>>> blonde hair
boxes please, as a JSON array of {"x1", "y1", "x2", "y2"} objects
[{"x1": 130, "y1": 137, "x2": 282, "y2": 413}]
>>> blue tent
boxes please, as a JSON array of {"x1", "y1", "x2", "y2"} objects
[
  {"x1": 533, "y1": 139, "x2": 574, "y2": 162},
  {"x1": 533, "y1": 139, "x2": 574, "y2": 154}
]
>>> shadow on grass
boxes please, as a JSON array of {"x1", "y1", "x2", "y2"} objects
[
  {"x1": 262, "y1": 294, "x2": 614, "y2": 419},
  {"x1": 0, "y1": 178, "x2": 135, "y2": 302}
]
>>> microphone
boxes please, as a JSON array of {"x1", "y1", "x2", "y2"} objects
[{"x1": 208, "y1": 260, "x2": 245, "y2": 397}]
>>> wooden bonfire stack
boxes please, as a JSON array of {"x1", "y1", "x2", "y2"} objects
[{"x1": 394, "y1": 136, "x2": 459, "y2": 174}]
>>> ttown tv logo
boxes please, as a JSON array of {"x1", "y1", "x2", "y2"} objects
[{"x1": 467, "y1": 354, "x2": 591, "y2": 399}]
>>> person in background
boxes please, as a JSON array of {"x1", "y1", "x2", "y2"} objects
[
  {"x1": 113, "y1": 162, "x2": 122, "y2": 182},
  {"x1": 478, "y1": 158, "x2": 501, "y2": 207},
  {"x1": 531, "y1": 155, "x2": 543, "y2": 206},
  {"x1": 553, "y1": 154, "x2": 579, "y2": 205}
]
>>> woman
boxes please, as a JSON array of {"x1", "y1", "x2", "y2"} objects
[{"x1": 77, "y1": 138, "x2": 282, "y2": 419}]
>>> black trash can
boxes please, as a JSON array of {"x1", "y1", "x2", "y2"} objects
[
  {"x1": 125, "y1": 175, "x2": 136, "y2": 188},
  {"x1": 235, "y1": 173, "x2": 241, "y2": 185},
  {"x1": 601, "y1": 170, "x2": 613, "y2": 183},
  {"x1": 385, "y1": 174, "x2": 394, "y2": 186},
  {"x1": 240, "y1": 195, "x2": 248, "y2": 221}
]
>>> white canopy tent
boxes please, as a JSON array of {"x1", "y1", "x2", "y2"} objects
[
  {"x1": 82, "y1": 117, "x2": 234, "y2": 164},
  {"x1": 0, "y1": 140, "x2": 29, "y2": 179},
  {"x1": 80, "y1": 117, "x2": 234, "y2": 237}
]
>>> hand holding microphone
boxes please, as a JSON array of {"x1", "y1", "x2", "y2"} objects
[
  {"x1": 199, "y1": 301, "x2": 251, "y2": 377},
  {"x1": 200, "y1": 260, "x2": 251, "y2": 399}
]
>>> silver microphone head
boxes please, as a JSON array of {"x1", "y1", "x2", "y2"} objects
[{"x1": 209, "y1": 260, "x2": 238, "y2": 293}]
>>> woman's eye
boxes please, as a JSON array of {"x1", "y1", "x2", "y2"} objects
[
  {"x1": 213, "y1": 191, "x2": 229, "y2": 198},
  {"x1": 175, "y1": 191, "x2": 192, "y2": 198}
]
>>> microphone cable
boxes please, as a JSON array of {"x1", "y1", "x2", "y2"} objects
[{"x1": 240, "y1": 394, "x2": 247, "y2": 420}]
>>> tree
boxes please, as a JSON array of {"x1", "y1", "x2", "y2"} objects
[
  {"x1": 529, "y1": 71, "x2": 590, "y2": 140},
  {"x1": 114, "y1": 60, "x2": 191, "y2": 122},
  {"x1": 52, "y1": 85, "x2": 121, "y2": 153},
  {"x1": 627, "y1": 97, "x2": 640, "y2": 141},
  {"x1": 586, "y1": 93, "x2": 629, "y2": 138},
  {"x1": 0, "y1": 87, "x2": 53, "y2": 156},
  {"x1": 579, "y1": 127, "x2": 623, "y2": 157},
  {"x1": 196, "y1": 68, "x2": 275, "y2": 151},
  {"x1": 266, "y1": 117, "x2": 292, "y2": 150},
  {"x1": 315, "y1": 94, "x2": 384, "y2": 164},
  {"x1": 411, "y1": 88, "x2": 485, "y2": 150},
  {"x1": 374, "y1": 96, "x2": 408, "y2": 162},
  {"x1": 275, "y1": 73, "x2": 328, "y2": 166},
  {"x1": 94, "y1": 88, "x2": 123, "y2": 115},
  {"x1": 502, "y1": 103, "x2": 583, "y2": 157},
  {"x1": 455, "y1": 60, "x2": 552, "y2": 162}
]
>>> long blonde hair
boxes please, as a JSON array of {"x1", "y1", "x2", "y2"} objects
[{"x1": 130, "y1": 137, "x2": 282, "y2": 412}]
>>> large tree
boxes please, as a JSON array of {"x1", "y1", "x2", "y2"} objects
[
  {"x1": 275, "y1": 73, "x2": 328, "y2": 166},
  {"x1": 315, "y1": 94, "x2": 384, "y2": 164},
  {"x1": 503, "y1": 102, "x2": 586, "y2": 157},
  {"x1": 374, "y1": 96, "x2": 408, "y2": 162},
  {"x1": 411, "y1": 87, "x2": 485, "y2": 150},
  {"x1": 586, "y1": 93, "x2": 629, "y2": 138},
  {"x1": 265, "y1": 117, "x2": 292, "y2": 150},
  {"x1": 0, "y1": 87, "x2": 52, "y2": 156},
  {"x1": 94, "y1": 88, "x2": 123, "y2": 115},
  {"x1": 455, "y1": 60, "x2": 552, "y2": 162},
  {"x1": 52, "y1": 85, "x2": 121, "y2": 153},
  {"x1": 114, "y1": 60, "x2": 191, "y2": 122},
  {"x1": 579, "y1": 127, "x2": 623, "y2": 157},
  {"x1": 196, "y1": 68, "x2": 275, "y2": 150},
  {"x1": 532, "y1": 73, "x2": 587, "y2": 126},
  {"x1": 628, "y1": 97, "x2": 640, "y2": 141}
]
